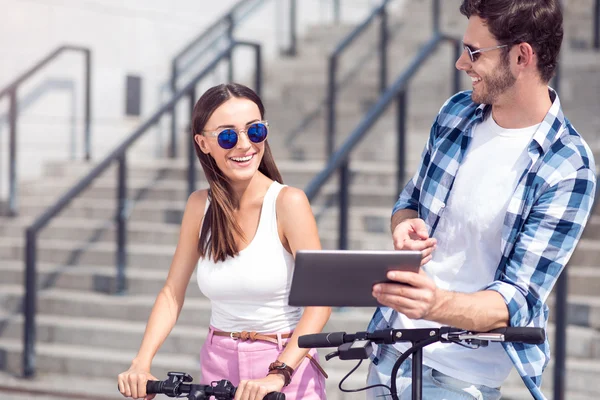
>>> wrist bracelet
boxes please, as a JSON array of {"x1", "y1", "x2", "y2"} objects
[{"x1": 267, "y1": 361, "x2": 294, "y2": 387}]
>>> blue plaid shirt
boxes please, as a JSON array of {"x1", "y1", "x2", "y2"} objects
[{"x1": 368, "y1": 89, "x2": 596, "y2": 399}]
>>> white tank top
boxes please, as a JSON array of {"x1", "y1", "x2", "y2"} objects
[{"x1": 196, "y1": 181, "x2": 301, "y2": 333}]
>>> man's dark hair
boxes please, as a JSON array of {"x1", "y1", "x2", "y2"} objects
[{"x1": 460, "y1": 0, "x2": 563, "y2": 83}]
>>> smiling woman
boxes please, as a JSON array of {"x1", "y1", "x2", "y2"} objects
[{"x1": 117, "y1": 83, "x2": 332, "y2": 400}]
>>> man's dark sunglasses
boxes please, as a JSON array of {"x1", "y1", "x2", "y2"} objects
[{"x1": 462, "y1": 43, "x2": 508, "y2": 62}]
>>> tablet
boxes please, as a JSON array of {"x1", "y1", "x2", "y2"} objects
[{"x1": 288, "y1": 249, "x2": 422, "y2": 307}]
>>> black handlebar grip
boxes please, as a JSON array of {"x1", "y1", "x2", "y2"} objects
[
  {"x1": 145, "y1": 380, "x2": 164, "y2": 394},
  {"x1": 492, "y1": 327, "x2": 545, "y2": 345},
  {"x1": 298, "y1": 331, "x2": 346, "y2": 348},
  {"x1": 264, "y1": 391, "x2": 285, "y2": 400}
]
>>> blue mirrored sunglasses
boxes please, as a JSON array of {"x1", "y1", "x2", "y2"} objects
[{"x1": 202, "y1": 121, "x2": 269, "y2": 150}]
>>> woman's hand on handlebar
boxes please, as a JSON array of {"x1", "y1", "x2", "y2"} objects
[
  {"x1": 235, "y1": 374, "x2": 286, "y2": 400},
  {"x1": 117, "y1": 364, "x2": 158, "y2": 400}
]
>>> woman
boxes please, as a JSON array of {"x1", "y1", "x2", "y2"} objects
[{"x1": 117, "y1": 83, "x2": 331, "y2": 400}]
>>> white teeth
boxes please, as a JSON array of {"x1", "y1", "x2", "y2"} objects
[
  {"x1": 471, "y1": 76, "x2": 482, "y2": 82},
  {"x1": 231, "y1": 155, "x2": 253, "y2": 162}
]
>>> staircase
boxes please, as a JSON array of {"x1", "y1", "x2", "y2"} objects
[{"x1": 1, "y1": 0, "x2": 600, "y2": 399}]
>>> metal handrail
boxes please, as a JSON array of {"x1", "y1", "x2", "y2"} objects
[
  {"x1": 168, "y1": 0, "x2": 286, "y2": 158},
  {"x1": 0, "y1": 45, "x2": 91, "y2": 216},
  {"x1": 595, "y1": 0, "x2": 599, "y2": 49},
  {"x1": 326, "y1": 0, "x2": 391, "y2": 156},
  {"x1": 305, "y1": 32, "x2": 458, "y2": 201},
  {"x1": 22, "y1": 40, "x2": 262, "y2": 378},
  {"x1": 308, "y1": 0, "x2": 456, "y2": 247},
  {"x1": 284, "y1": 11, "x2": 407, "y2": 149}
]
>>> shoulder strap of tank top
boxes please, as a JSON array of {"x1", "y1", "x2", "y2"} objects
[{"x1": 261, "y1": 181, "x2": 285, "y2": 236}]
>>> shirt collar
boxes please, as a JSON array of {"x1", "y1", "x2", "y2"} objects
[{"x1": 470, "y1": 87, "x2": 564, "y2": 153}]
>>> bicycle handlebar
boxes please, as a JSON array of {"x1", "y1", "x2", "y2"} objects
[
  {"x1": 298, "y1": 326, "x2": 545, "y2": 348},
  {"x1": 146, "y1": 374, "x2": 285, "y2": 400},
  {"x1": 297, "y1": 326, "x2": 545, "y2": 400}
]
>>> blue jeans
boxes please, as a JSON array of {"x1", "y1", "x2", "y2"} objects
[{"x1": 366, "y1": 345, "x2": 502, "y2": 400}]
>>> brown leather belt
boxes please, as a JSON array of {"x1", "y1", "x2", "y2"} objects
[
  {"x1": 211, "y1": 330, "x2": 328, "y2": 379},
  {"x1": 212, "y1": 330, "x2": 293, "y2": 343}
]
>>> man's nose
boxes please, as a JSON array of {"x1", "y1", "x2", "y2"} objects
[{"x1": 455, "y1": 47, "x2": 470, "y2": 71}]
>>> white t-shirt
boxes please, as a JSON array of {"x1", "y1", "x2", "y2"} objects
[{"x1": 391, "y1": 113, "x2": 540, "y2": 388}]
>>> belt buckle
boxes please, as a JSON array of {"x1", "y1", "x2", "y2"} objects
[{"x1": 230, "y1": 332, "x2": 238, "y2": 340}]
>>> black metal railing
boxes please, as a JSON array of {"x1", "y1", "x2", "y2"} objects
[
  {"x1": 0, "y1": 45, "x2": 91, "y2": 216},
  {"x1": 284, "y1": 2, "x2": 407, "y2": 155},
  {"x1": 168, "y1": 0, "x2": 296, "y2": 158},
  {"x1": 326, "y1": 0, "x2": 391, "y2": 157},
  {"x1": 21, "y1": 40, "x2": 262, "y2": 378},
  {"x1": 305, "y1": 33, "x2": 460, "y2": 248},
  {"x1": 307, "y1": 0, "x2": 456, "y2": 247},
  {"x1": 595, "y1": 0, "x2": 599, "y2": 49}
]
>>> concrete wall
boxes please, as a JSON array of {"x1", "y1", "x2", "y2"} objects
[{"x1": 0, "y1": 0, "x2": 389, "y2": 202}]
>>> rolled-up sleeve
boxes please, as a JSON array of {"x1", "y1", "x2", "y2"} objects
[{"x1": 486, "y1": 166, "x2": 596, "y2": 327}]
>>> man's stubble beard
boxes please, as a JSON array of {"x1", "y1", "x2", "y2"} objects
[{"x1": 471, "y1": 56, "x2": 516, "y2": 105}]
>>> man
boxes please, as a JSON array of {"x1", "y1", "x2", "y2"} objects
[{"x1": 366, "y1": 1, "x2": 596, "y2": 399}]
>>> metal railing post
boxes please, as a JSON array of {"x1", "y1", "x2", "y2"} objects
[
  {"x1": 338, "y1": 162, "x2": 350, "y2": 250},
  {"x1": 396, "y1": 90, "x2": 407, "y2": 196},
  {"x1": 116, "y1": 155, "x2": 128, "y2": 294},
  {"x1": 227, "y1": 14, "x2": 235, "y2": 82},
  {"x1": 170, "y1": 60, "x2": 178, "y2": 159},
  {"x1": 287, "y1": 0, "x2": 297, "y2": 56},
  {"x1": 379, "y1": 7, "x2": 388, "y2": 93},
  {"x1": 23, "y1": 228, "x2": 37, "y2": 377},
  {"x1": 254, "y1": 44, "x2": 262, "y2": 97},
  {"x1": 84, "y1": 49, "x2": 92, "y2": 161},
  {"x1": 433, "y1": 0, "x2": 440, "y2": 34},
  {"x1": 327, "y1": 56, "x2": 337, "y2": 157},
  {"x1": 188, "y1": 89, "x2": 197, "y2": 197},
  {"x1": 553, "y1": 272, "x2": 567, "y2": 400},
  {"x1": 8, "y1": 89, "x2": 18, "y2": 216},
  {"x1": 552, "y1": 44, "x2": 565, "y2": 400},
  {"x1": 16, "y1": 41, "x2": 246, "y2": 377},
  {"x1": 333, "y1": 0, "x2": 341, "y2": 24},
  {"x1": 594, "y1": 0, "x2": 599, "y2": 49}
]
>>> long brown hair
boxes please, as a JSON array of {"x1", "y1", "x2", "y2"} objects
[{"x1": 191, "y1": 83, "x2": 283, "y2": 262}]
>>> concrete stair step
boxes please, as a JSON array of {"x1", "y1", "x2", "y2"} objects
[
  {"x1": 0, "y1": 238, "x2": 175, "y2": 268},
  {"x1": 40, "y1": 159, "x2": 420, "y2": 191},
  {"x1": 582, "y1": 216, "x2": 600, "y2": 239},
  {"x1": 548, "y1": 294, "x2": 600, "y2": 330},
  {"x1": 0, "y1": 286, "x2": 210, "y2": 326},
  {"x1": 17, "y1": 179, "x2": 402, "y2": 208},
  {"x1": 42, "y1": 159, "x2": 330, "y2": 184},
  {"x1": 0, "y1": 308, "x2": 375, "y2": 354},
  {"x1": 0, "y1": 218, "x2": 180, "y2": 247},
  {"x1": 566, "y1": 266, "x2": 600, "y2": 298},
  {"x1": 0, "y1": 314, "x2": 207, "y2": 355},
  {"x1": 16, "y1": 197, "x2": 187, "y2": 224},
  {"x1": 0, "y1": 337, "x2": 201, "y2": 384},
  {"x1": 0, "y1": 262, "x2": 203, "y2": 298},
  {"x1": 0, "y1": 371, "x2": 123, "y2": 400},
  {"x1": 567, "y1": 238, "x2": 600, "y2": 266}
]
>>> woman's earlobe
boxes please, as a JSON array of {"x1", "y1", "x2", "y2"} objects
[{"x1": 195, "y1": 135, "x2": 210, "y2": 154}]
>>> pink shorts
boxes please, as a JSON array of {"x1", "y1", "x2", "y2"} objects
[{"x1": 200, "y1": 327, "x2": 327, "y2": 399}]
